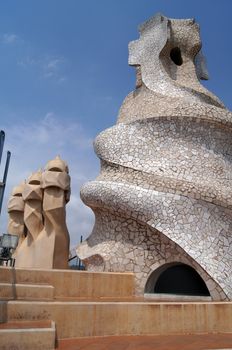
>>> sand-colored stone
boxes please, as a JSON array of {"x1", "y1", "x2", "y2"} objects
[
  {"x1": 0, "y1": 301, "x2": 7, "y2": 322},
  {"x1": 0, "y1": 320, "x2": 55, "y2": 350},
  {"x1": 4, "y1": 300, "x2": 232, "y2": 339},
  {"x1": 7, "y1": 183, "x2": 25, "y2": 249},
  {"x1": 8, "y1": 156, "x2": 71, "y2": 269},
  {"x1": 0, "y1": 266, "x2": 134, "y2": 299},
  {"x1": 14, "y1": 170, "x2": 43, "y2": 268},
  {"x1": 1, "y1": 266, "x2": 232, "y2": 344},
  {"x1": 40, "y1": 156, "x2": 70, "y2": 269},
  {"x1": 0, "y1": 282, "x2": 54, "y2": 300}
]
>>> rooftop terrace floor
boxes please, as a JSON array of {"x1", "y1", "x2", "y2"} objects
[{"x1": 57, "y1": 334, "x2": 232, "y2": 350}]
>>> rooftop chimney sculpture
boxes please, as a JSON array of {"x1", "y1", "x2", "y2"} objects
[
  {"x1": 8, "y1": 156, "x2": 70, "y2": 269},
  {"x1": 77, "y1": 14, "x2": 232, "y2": 300}
]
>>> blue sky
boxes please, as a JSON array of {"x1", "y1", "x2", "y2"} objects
[{"x1": 0, "y1": 0, "x2": 232, "y2": 247}]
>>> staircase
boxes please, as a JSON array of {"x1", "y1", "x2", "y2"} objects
[
  {"x1": 0, "y1": 267, "x2": 56, "y2": 349},
  {"x1": 0, "y1": 320, "x2": 56, "y2": 350},
  {"x1": 0, "y1": 266, "x2": 134, "y2": 349},
  {"x1": 0, "y1": 282, "x2": 54, "y2": 300},
  {"x1": 1, "y1": 266, "x2": 232, "y2": 350}
]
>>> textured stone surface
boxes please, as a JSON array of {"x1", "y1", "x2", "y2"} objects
[
  {"x1": 8, "y1": 156, "x2": 71, "y2": 269},
  {"x1": 0, "y1": 320, "x2": 56, "y2": 350},
  {"x1": 6, "y1": 300, "x2": 232, "y2": 339},
  {"x1": 0, "y1": 282, "x2": 54, "y2": 300},
  {"x1": 77, "y1": 14, "x2": 232, "y2": 300},
  {"x1": 7, "y1": 183, "x2": 25, "y2": 248},
  {"x1": 0, "y1": 267, "x2": 134, "y2": 299}
]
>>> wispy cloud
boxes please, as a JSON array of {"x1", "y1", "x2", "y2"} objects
[
  {"x1": 18, "y1": 55, "x2": 67, "y2": 82},
  {"x1": 46, "y1": 59, "x2": 62, "y2": 70},
  {"x1": 0, "y1": 114, "x2": 98, "y2": 246},
  {"x1": 1, "y1": 33, "x2": 19, "y2": 44},
  {"x1": 43, "y1": 57, "x2": 65, "y2": 80},
  {"x1": 17, "y1": 56, "x2": 37, "y2": 67},
  {"x1": 0, "y1": 31, "x2": 67, "y2": 83}
]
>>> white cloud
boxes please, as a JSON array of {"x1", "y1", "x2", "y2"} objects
[
  {"x1": 43, "y1": 57, "x2": 65, "y2": 80},
  {"x1": 2, "y1": 33, "x2": 18, "y2": 44},
  {"x1": 18, "y1": 55, "x2": 67, "y2": 83},
  {"x1": 17, "y1": 57, "x2": 37, "y2": 68},
  {"x1": 46, "y1": 59, "x2": 63, "y2": 70},
  {"x1": 0, "y1": 114, "x2": 98, "y2": 247},
  {"x1": 1, "y1": 32, "x2": 67, "y2": 83}
]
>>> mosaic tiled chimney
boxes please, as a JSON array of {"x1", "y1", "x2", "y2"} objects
[{"x1": 77, "y1": 14, "x2": 232, "y2": 300}]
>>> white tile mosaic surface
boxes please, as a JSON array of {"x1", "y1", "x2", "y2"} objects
[{"x1": 77, "y1": 14, "x2": 232, "y2": 300}]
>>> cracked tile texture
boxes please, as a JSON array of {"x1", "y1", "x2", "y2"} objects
[{"x1": 76, "y1": 14, "x2": 232, "y2": 300}]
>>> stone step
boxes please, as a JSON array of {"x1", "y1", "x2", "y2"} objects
[
  {"x1": 0, "y1": 320, "x2": 52, "y2": 329},
  {"x1": 57, "y1": 335, "x2": 232, "y2": 350},
  {"x1": 0, "y1": 320, "x2": 56, "y2": 350},
  {"x1": 0, "y1": 267, "x2": 134, "y2": 299},
  {"x1": 5, "y1": 300, "x2": 232, "y2": 339},
  {"x1": 0, "y1": 282, "x2": 54, "y2": 300}
]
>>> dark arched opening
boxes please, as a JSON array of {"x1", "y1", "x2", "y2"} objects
[
  {"x1": 170, "y1": 47, "x2": 183, "y2": 66},
  {"x1": 145, "y1": 263, "x2": 210, "y2": 297}
]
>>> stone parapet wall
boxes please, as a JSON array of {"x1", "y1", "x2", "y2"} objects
[{"x1": 5, "y1": 300, "x2": 232, "y2": 339}]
